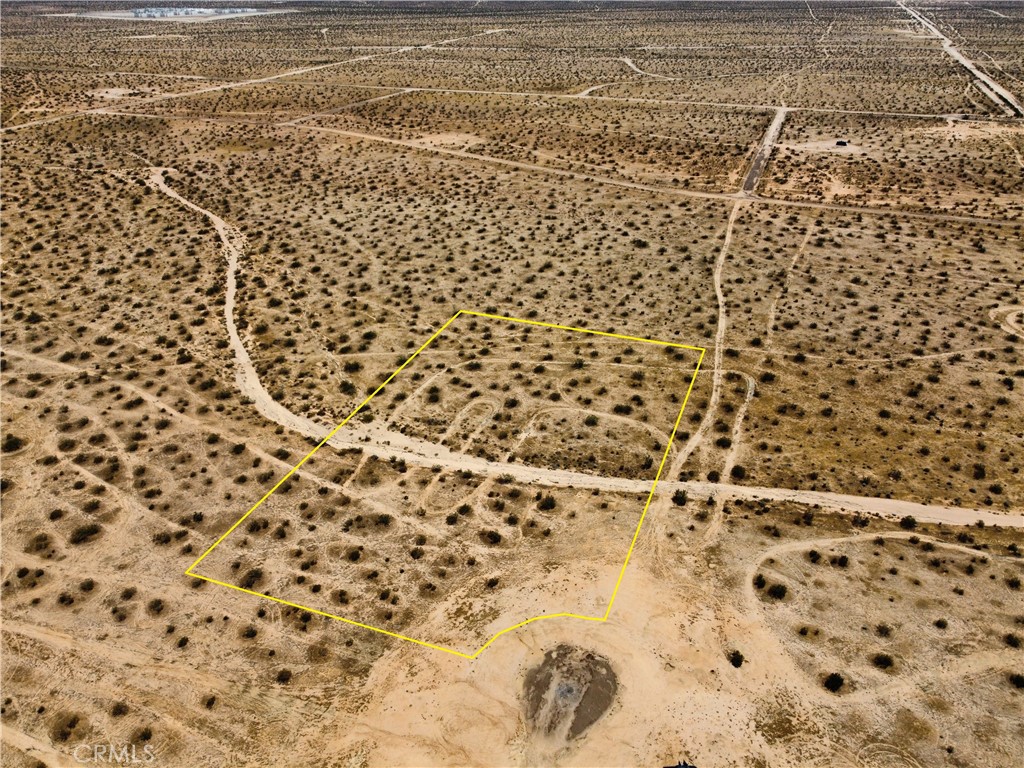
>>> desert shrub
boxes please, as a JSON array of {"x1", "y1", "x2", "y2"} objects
[
  {"x1": 1, "y1": 434, "x2": 25, "y2": 452},
  {"x1": 899, "y1": 516, "x2": 917, "y2": 530},
  {"x1": 872, "y1": 654, "x2": 894, "y2": 669},
  {"x1": 823, "y1": 673, "x2": 845, "y2": 692},
  {"x1": 69, "y1": 524, "x2": 102, "y2": 545},
  {"x1": 52, "y1": 713, "x2": 82, "y2": 742},
  {"x1": 479, "y1": 530, "x2": 502, "y2": 545},
  {"x1": 276, "y1": 669, "x2": 292, "y2": 684},
  {"x1": 728, "y1": 650, "x2": 744, "y2": 668},
  {"x1": 240, "y1": 568, "x2": 264, "y2": 589},
  {"x1": 766, "y1": 583, "x2": 788, "y2": 600}
]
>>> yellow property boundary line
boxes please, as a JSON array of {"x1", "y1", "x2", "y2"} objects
[{"x1": 186, "y1": 310, "x2": 706, "y2": 659}]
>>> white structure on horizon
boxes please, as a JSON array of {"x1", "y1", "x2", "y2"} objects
[{"x1": 131, "y1": 7, "x2": 258, "y2": 19}]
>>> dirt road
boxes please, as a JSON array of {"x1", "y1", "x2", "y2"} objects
[
  {"x1": 1, "y1": 29, "x2": 509, "y2": 132},
  {"x1": 142, "y1": 170, "x2": 1023, "y2": 531}
]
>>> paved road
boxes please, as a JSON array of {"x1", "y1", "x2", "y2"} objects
[
  {"x1": 899, "y1": 1, "x2": 1023, "y2": 117},
  {"x1": 742, "y1": 107, "x2": 787, "y2": 193}
]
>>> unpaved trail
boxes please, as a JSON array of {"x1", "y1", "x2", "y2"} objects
[
  {"x1": 278, "y1": 81, "x2": 990, "y2": 121},
  {"x1": 0, "y1": 725, "x2": 71, "y2": 767},
  {"x1": 141, "y1": 170, "x2": 1023, "y2": 530},
  {"x1": 9, "y1": 69, "x2": 1007, "y2": 135},
  {"x1": 771, "y1": 228, "x2": 812, "y2": 333},
  {"x1": 3, "y1": 619, "x2": 301, "y2": 722},
  {"x1": 619, "y1": 57, "x2": 675, "y2": 80},
  {"x1": 281, "y1": 88, "x2": 415, "y2": 126},
  {"x1": 989, "y1": 305, "x2": 1024, "y2": 335},
  {"x1": 743, "y1": 530, "x2": 1003, "y2": 608},
  {"x1": 722, "y1": 371, "x2": 756, "y2": 480},
  {"x1": 301, "y1": 123, "x2": 738, "y2": 203},
  {"x1": 293, "y1": 122, "x2": 1014, "y2": 227},
  {"x1": 1, "y1": 29, "x2": 510, "y2": 132},
  {"x1": 670, "y1": 201, "x2": 743, "y2": 479},
  {"x1": 572, "y1": 82, "x2": 619, "y2": 97},
  {"x1": 740, "y1": 530, "x2": 1021, "y2": 709},
  {"x1": 1, "y1": 347, "x2": 339, "y2": 494}
]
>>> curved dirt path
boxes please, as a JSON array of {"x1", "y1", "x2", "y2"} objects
[
  {"x1": 619, "y1": 57, "x2": 675, "y2": 80},
  {"x1": 572, "y1": 82, "x2": 620, "y2": 97},
  {"x1": 741, "y1": 530, "x2": 1018, "y2": 718},
  {"x1": 142, "y1": 170, "x2": 1023, "y2": 530},
  {"x1": 989, "y1": 305, "x2": 1024, "y2": 336}
]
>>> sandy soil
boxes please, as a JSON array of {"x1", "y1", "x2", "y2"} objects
[{"x1": 2, "y1": 4, "x2": 1022, "y2": 766}]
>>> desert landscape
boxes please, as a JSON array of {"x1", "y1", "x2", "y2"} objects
[{"x1": 1, "y1": 2, "x2": 1022, "y2": 767}]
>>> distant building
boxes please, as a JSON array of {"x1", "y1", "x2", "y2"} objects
[{"x1": 130, "y1": 6, "x2": 257, "y2": 19}]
